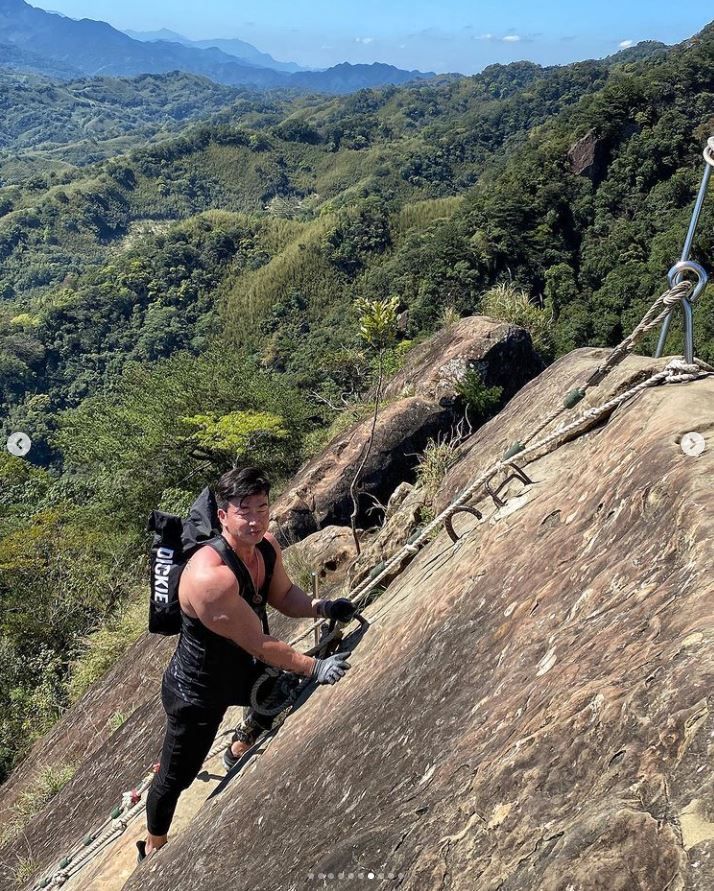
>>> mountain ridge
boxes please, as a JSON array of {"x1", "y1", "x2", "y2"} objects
[
  {"x1": 124, "y1": 27, "x2": 306, "y2": 73},
  {"x1": 0, "y1": 0, "x2": 433, "y2": 91}
]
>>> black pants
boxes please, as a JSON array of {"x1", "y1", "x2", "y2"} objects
[{"x1": 146, "y1": 676, "x2": 278, "y2": 836}]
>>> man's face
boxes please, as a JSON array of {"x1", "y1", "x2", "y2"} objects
[{"x1": 218, "y1": 492, "x2": 270, "y2": 544}]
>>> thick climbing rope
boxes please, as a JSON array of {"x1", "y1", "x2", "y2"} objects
[
  {"x1": 29, "y1": 175, "x2": 713, "y2": 888},
  {"x1": 31, "y1": 769, "x2": 156, "y2": 888},
  {"x1": 521, "y1": 279, "x2": 694, "y2": 446}
]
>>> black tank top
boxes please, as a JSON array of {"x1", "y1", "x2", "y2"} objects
[{"x1": 164, "y1": 536, "x2": 277, "y2": 708}]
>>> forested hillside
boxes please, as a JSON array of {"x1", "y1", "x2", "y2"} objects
[
  {"x1": 0, "y1": 71, "x2": 247, "y2": 182},
  {"x1": 0, "y1": 23, "x2": 712, "y2": 786}
]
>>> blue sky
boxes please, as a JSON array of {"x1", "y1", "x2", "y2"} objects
[{"x1": 38, "y1": 1, "x2": 712, "y2": 73}]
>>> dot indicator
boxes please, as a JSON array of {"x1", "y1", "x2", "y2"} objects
[
  {"x1": 681, "y1": 431, "x2": 706, "y2": 458},
  {"x1": 6, "y1": 432, "x2": 31, "y2": 457}
]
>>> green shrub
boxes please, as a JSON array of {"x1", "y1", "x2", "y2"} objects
[
  {"x1": 480, "y1": 283, "x2": 555, "y2": 359},
  {"x1": 437, "y1": 306, "x2": 461, "y2": 329},
  {"x1": 282, "y1": 545, "x2": 318, "y2": 594},
  {"x1": 108, "y1": 711, "x2": 127, "y2": 732},
  {"x1": 454, "y1": 369, "x2": 503, "y2": 422},
  {"x1": 415, "y1": 437, "x2": 460, "y2": 505},
  {"x1": 9, "y1": 855, "x2": 39, "y2": 887}
]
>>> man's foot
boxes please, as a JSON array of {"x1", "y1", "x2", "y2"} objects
[{"x1": 139, "y1": 832, "x2": 167, "y2": 861}]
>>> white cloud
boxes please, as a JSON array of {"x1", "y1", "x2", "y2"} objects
[
  {"x1": 477, "y1": 32, "x2": 493, "y2": 40},
  {"x1": 502, "y1": 34, "x2": 521, "y2": 42},
  {"x1": 355, "y1": 36, "x2": 375, "y2": 44},
  {"x1": 619, "y1": 39, "x2": 634, "y2": 48}
]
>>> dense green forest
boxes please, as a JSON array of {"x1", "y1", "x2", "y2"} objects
[
  {"x1": 0, "y1": 24, "x2": 712, "y2": 784},
  {"x1": 0, "y1": 70, "x2": 311, "y2": 184}
]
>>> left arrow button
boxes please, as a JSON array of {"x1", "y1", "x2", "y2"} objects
[{"x1": 6, "y1": 432, "x2": 32, "y2": 457}]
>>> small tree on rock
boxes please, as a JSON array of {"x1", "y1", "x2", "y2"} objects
[{"x1": 349, "y1": 295, "x2": 399, "y2": 555}]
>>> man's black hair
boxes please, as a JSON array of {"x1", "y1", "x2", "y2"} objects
[{"x1": 215, "y1": 467, "x2": 271, "y2": 511}]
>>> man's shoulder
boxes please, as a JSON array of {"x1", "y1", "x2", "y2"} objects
[
  {"x1": 182, "y1": 544, "x2": 237, "y2": 596},
  {"x1": 191, "y1": 541, "x2": 228, "y2": 569}
]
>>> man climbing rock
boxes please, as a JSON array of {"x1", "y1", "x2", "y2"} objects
[{"x1": 138, "y1": 467, "x2": 356, "y2": 861}]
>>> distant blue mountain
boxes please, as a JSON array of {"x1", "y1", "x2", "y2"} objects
[
  {"x1": 0, "y1": 0, "x2": 433, "y2": 92},
  {"x1": 124, "y1": 28, "x2": 306, "y2": 73}
]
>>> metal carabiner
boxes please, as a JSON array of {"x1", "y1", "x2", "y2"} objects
[{"x1": 654, "y1": 137, "x2": 714, "y2": 363}]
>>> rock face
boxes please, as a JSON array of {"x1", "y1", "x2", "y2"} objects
[
  {"x1": 347, "y1": 481, "x2": 429, "y2": 588},
  {"x1": 282, "y1": 524, "x2": 357, "y2": 594},
  {"x1": 271, "y1": 316, "x2": 543, "y2": 544},
  {"x1": 567, "y1": 128, "x2": 609, "y2": 180},
  {"x1": 126, "y1": 350, "x2": 713, "y2": 891},
  {"x1": 5, "y1": 347, "x2": 714, "y2": 891},
  {"x1": 270, "y1": 396, "x2": 453, "y2": 543},
  {"x1": 0, "y1": 633, "x2": 174, "y2": 836}
]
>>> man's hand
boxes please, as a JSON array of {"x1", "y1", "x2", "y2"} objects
[
  {"x1": 317, "y1": 598, "x2": 358, "y2": 623},
  {"x1": 311, "y1": 651, "x2": 351, "y2": 685}
]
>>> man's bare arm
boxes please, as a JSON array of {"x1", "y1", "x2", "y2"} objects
[{"x1": 191, "y1": 568, "x2": 316, "y2": 676}]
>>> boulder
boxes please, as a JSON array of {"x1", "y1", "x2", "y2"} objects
[
  {"x1": 567, "y1": 128, "x2": 608, "y2": 181},
  {"x1": 271, "y1": 316, "x2": 543, "y2": 545},
  {"x1": 381, "y1": 315, "x2": 543, "y2": 405},
  {"x1": 283, "y1": 525, "x2": 356, "y2": 595}
]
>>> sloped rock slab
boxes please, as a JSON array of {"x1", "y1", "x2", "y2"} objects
[
  {"x1": 118, "y1": 354, "x2": 714, "y2": 891},
  {"x1": 283, "y1": 525, "x2": 357, "y2": 589}
]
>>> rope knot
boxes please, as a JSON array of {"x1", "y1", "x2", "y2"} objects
[
  {"x1": 662, "y1": 281, "x2": 692, "y2": 307},
  {"x1": 664, "y1": 358, "x2": 702, "y2": 383}
]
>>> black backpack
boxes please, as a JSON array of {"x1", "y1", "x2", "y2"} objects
[{"x1": 147, "y1": 487, "x2": 274, "y2": 636}]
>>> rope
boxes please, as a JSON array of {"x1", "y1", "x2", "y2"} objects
[
  {"x1": 585, "y1": 280, "x2": 693, "y2": 386},
  {"x1": 32, "y1": 771, "x2": 155, "y2": 890},
  {"x1": 522, "y1": 280, "x2": 694, "y2": 447}
]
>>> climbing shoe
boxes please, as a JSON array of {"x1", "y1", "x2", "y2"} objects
[{"x1": 136, "y1": 840, "x2": 147, "y2": 863}]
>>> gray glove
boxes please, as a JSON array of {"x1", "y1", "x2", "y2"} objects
[{"x1": 311, "y1": 651, "x2": 351, "y2": 685}]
